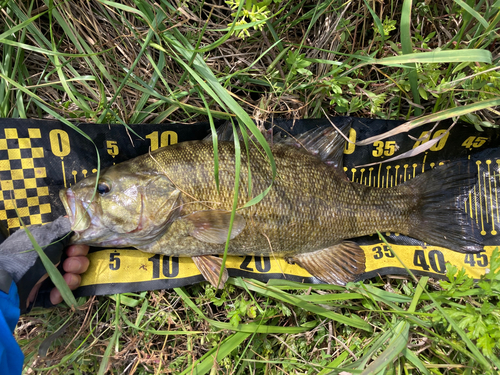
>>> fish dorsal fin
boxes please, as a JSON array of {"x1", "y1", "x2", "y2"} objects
[
  {"x1": 287, "y1": 121, "x2": 352, "y2": 170},
  {"x1": 205, "y1": 120, "x2": 351, "y2": 170},
  {"x1": 184, "y1": 210, "x2": 246, "y2": 244},
  {"x1": 287, "y1": 241, "x2": 365, "y2": 285},
  {"x1": 204, "y1": 121, "x2": 273, "y2": 143},
  {"x1": 278, "y1": 121, "x2": 351, "y2": 169},
  {"x1": 204, "y1": 121, "x2": 236, "y2": 142}
]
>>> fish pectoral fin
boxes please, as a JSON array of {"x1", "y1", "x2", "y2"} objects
[
  {"x1": 192, "y1": 255, "x2": 229, "y2": 289},
  {"x1": 185, "y1": 210, "x2": 246, "y2": 244},
  {"x1": 288, "y1": 241, "x2": 366, "y2": 285}
]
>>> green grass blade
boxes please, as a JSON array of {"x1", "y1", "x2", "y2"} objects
[
  {"x1": 408, "y1": 277, "x2": 428, "y2": 313},
  {"x1": 0, "y1": 38, "x2": 101, "y2": 57},
  {"x1": 180, "y1": 332, "x2": 250, "y2": 375},
  {"x1": 363, "y1": 0, "x2": 385, "y2": 41},
  {"x1": 218, "y1": 119, "x2": 242, "y2": 286},
  {"x1": 401, "y1": 348, "x2": 431, "y2": 375},
  {"x1": 401, "y1": 0, "x2": 421, "y2": 115},
  {"x1": 231, "y1": 279, "x2": 372, "y2": 331},
  {"x1": 19, "y1": 220, "x2": 77, "y2": 309},
  {"x1": 360, "y1": 320, "x2": 410, "y2": 374},
  {"x1": 0, "y1": 12, "x2": 44, "y2": 40},
  {"x1": 96, "y1": 0, "x2": 148, "y2": 17},
  {"x1": 97, "y1": 294, "x2": 121, "y2": 375},
  {"x1": 454, "y1": 0, "x2": 489, "y2": 29},
  {"x1": 198, "y1": 89, "x2": 220, "y2": 192},
  {"x1": 374, "y1": 49, "x2": 492, "y2": 65}
]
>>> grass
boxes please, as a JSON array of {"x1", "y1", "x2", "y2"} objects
[{"x1": 1, "y1": 0, "x2": 500, "y2": 373}]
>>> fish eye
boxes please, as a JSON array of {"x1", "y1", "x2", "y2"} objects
[{"x1": 97, "y1": 181, "x2": 111, "y2": 195}]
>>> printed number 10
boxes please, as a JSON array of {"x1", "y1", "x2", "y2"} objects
[
  {"x1": 146, "y1": 131, "x2": 178, "y2": 151},
  {"x1": 148, "y1": 254, "x2": 179, "y2": 278}
]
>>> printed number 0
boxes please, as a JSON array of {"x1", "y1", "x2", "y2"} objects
[
  {"x1": 49, "y1": 130, "x2": 71, "y2": 157},
  {"x1": 343, "y1": 128, "x2": 357, "y2": 155}
]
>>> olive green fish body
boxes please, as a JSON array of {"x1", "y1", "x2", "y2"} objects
[
  {"x1": 60, "y1": 127, "x2": 482, "y2": 286},
  {"x1": 137, "y1": 141, "x2": 414, "y2": 257}
]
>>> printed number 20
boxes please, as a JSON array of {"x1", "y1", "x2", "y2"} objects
[{"x1": 240, "y1": 256, "x2": 271, "y2": 272}]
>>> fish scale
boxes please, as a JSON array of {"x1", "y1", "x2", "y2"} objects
[{"x1": 128, "y1": 142, "x2": 419, "y2": 255}]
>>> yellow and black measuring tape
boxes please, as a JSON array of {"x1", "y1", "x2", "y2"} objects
[
  {"x1": 77, "y1": 245, "x2": 497, "y2": 296},
  {"x1": 0, "y1": 118, "x2": 498, "y2": 295}
]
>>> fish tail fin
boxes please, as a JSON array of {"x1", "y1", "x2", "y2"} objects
[{"x1": 402, "y1": 160, "x2": 482, "y2": 253}]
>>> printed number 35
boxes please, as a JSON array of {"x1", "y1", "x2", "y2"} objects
[{"x1": 372, "y1": 245, "x2": 394, "y2": 259}]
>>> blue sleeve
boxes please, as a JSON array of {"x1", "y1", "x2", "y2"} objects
[{"x1": 0, "y1": 282, "x2": 24, "y2": 374}]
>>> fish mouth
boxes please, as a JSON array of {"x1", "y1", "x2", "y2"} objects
[{"x1": 59, "y1": 188, "x2": 91, "y2": 233}]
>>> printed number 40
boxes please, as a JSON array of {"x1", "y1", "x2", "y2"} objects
[{"x1": 413, "y1": 250, "x2": 446, "y2": 274}]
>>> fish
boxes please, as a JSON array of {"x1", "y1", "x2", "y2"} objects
[{"x1": 59, "y1": 124, "x2": 483, "y2": 288}]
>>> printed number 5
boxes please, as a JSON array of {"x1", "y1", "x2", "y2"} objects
[
  {"x1": 107, "y1": 140, "x2": 119, "y2": 157},
  {"x1": 109, "y1": 252, "x2": 121, "y2": 270}
]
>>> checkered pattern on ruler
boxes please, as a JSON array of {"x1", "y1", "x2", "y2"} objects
[{"x1": 0, "y1": 128, "x2": 52, "y2": 231}]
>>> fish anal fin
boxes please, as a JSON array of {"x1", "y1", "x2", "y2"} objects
[
  {"x1": 185, "y1": 210, "x2": 246, "y2": 244},
  {"x1": 192, "y1": 255, "x2": 228, "y2": 289},
  {"x1": 288, "y1": 241, "x2": 366, "y2": 285}
]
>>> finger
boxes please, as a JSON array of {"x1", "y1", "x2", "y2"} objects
[
  {"x1": 63, "y1": 256, "x2": 90, "y2": 274},
  {"x1": 50, "y1": 287, "x2": 62, "y2": 305},
  {"x1": 49, "y1": 273, "x2": 82, "y2": 305},
  {"x1": 65, "y1": 244, "x2": 90, "y2": 257},
  {"x1": 64, "y1": 272, "x2": 81, "y2": 290}
]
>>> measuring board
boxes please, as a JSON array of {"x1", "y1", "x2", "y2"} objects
[{"x1": 0, "y1": 117, "x2": 498, "y2": 296}]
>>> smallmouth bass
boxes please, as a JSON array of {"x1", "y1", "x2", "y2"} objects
[{"x1": 59, "y1": 125, "x2": 482, "y2": 287}]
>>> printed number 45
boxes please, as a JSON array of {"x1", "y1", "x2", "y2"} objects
[{"x1": 464, "y1": 253, "x2": 488, "y2": 267}]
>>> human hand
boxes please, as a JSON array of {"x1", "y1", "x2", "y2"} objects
[{"x1": 49, "y1": 244, "x2": 90, "y2": 305}]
